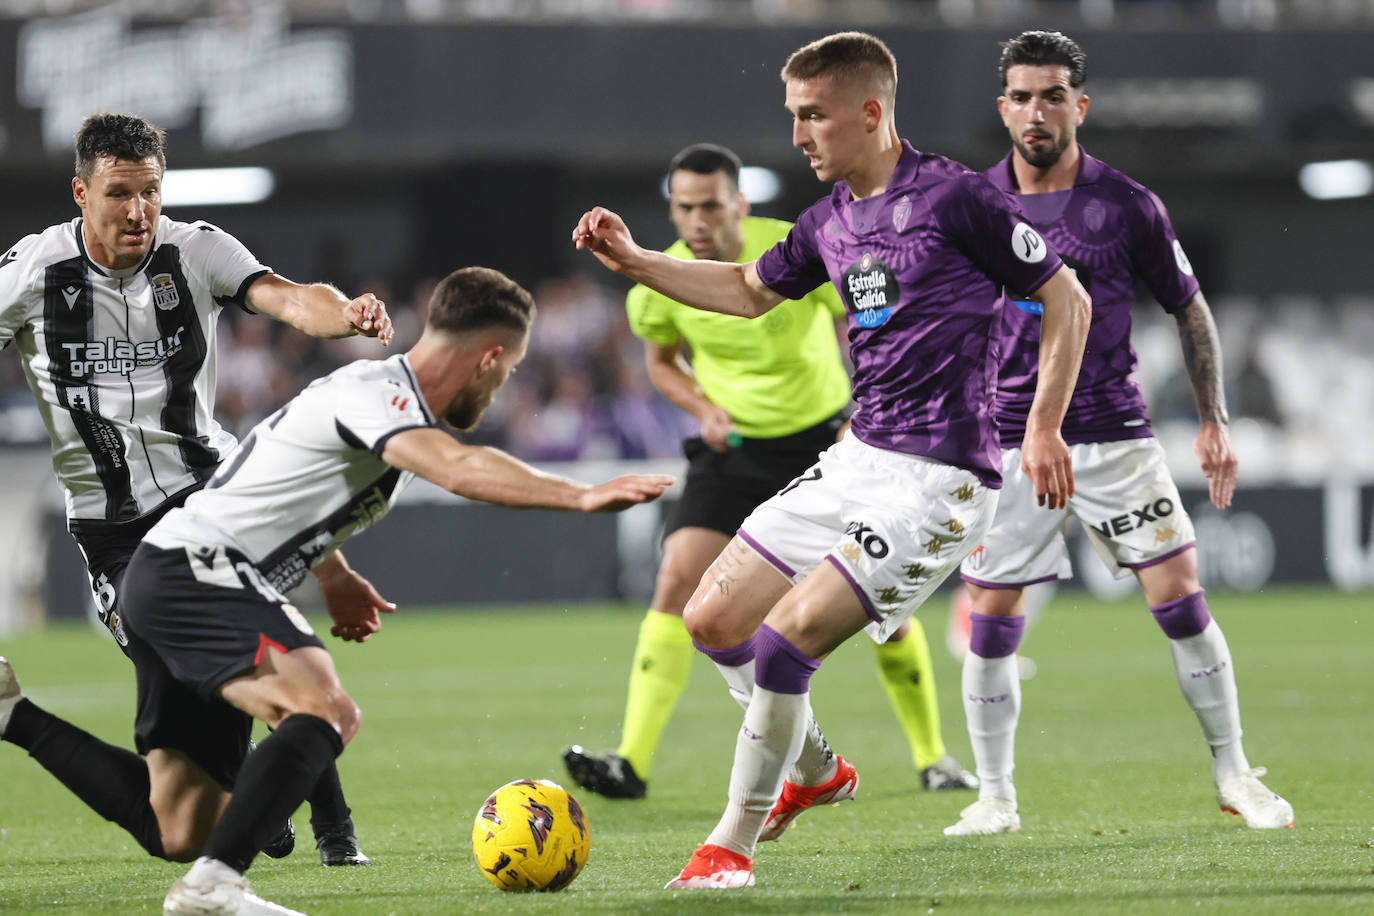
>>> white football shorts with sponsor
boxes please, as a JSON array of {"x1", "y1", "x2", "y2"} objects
[
  {"x1": 960, "y1": 437, "x2": 1196, "y2": 588},
  {"x1": 739, "y1": 433, "x2": 998, "y2": 644}
]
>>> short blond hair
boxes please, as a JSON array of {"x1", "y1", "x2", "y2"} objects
[{"x1": 781, "y1": 31, "x2": 897, "y2": 104}]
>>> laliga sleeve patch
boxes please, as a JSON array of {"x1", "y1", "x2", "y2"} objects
[
  {"x1": 1011, "y1": 222, "x2": 1047, "y2": 264},
  {"x1": 381, "y1": 388, "x2": 422, "y2": 421},
  {"x1": 1172, "y1": 239, "x2": 1195, "y2": 276}
]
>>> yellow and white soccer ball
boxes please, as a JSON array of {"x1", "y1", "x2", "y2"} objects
[{"x1": 472, "y1": 778, "x2": 591, "y2": 892}]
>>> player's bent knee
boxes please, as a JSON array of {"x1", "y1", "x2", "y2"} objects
[
  {"x1": 301, "y1": 692, "x2": 361, "y2": 745},
  {"x1": 336, "y1": 699, "x2": 362, "y2": 746},
  {"x1": 681, "y1": 598, "x2": 750, "y2": 650},
  {"x1": 157, "y1": 825, "x2": 204, "y2": 863}
]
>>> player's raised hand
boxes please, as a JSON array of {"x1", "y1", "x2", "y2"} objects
[
  {"x1": 577, "y1": 474, "x2": 675, "y2": 513},
  {"x1": 572, "y1": 207, "x2": 644, "y2": 274},
  {"x1": 344, "y1": 292, "x2": 394, "y2": 345},
  {"x1": 1021, "y1": 427, "x2": 1074, "y2": 510},
  {"x1": 1195, "y1": 421, "x2": 1237, "y2": 510}
]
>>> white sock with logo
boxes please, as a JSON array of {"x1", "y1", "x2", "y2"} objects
[
  {"x1": 712, "y1": 656, "x2": 833, "y2": 786},
  {"x1": 705, "y1": 686, "x2": 809, "y2": 858},
  {"x1": 1165, "y1": 621, "x2": 1249, "y2": 784},
  {"x1": 962, "y1": 652, "x2": 1021, "y2": 804},
  {"x1": 712, "y1": 658, "x2": 755, "y2": 712}
]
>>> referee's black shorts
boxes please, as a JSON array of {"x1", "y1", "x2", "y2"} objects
[
  {"x1": 663, "y1": 410, "x2": 848, "y2": 540},
  {"x1": 119, "y1": 542, "x2": 326, "y2": 788}
]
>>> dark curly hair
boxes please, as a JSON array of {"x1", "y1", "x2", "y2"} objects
[
  {"x1": 998, "y1": 31, "x2": 1087, "y2": 89},
  {"x1": 74, "y1": 113, "x2": 167, "y2": 182}
]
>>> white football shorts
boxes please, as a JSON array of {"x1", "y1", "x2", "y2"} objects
[
  {"x1": 959, "y1": 437, "x2": 1196, "y2": 588},
  {"x1": 739, "y1": 433, "x2": 998, "y2": 644}
]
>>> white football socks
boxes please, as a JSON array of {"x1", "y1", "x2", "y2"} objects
[
  {"x1": 1165, "y1": 621, "x2": 1249, "y2": 784},
  {"x1": 705, "y1": 686, "x2": 809, "y2": 857},
  {"x1": 712, "y1": 656, "x2": 834, "y2": 786},
  {"x1": 962, "y1": 652, "x2": 1021, "y2": 804}
]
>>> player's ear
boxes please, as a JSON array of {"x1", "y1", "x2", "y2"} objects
[
  {"x1": 72, "y1": 176, "x2": 87, "y2": 208},
  {"x1": 1076, "y1": 92, "x2": 1090, "y2": 125},
  {"x1": 737, "y1": 190, "x2": 751, "y2": 218},
  {"x1": 862, "y1": 97, "x2": 883, "y2": 132},
  {"x1": 477, "y1": 345, "x2": 505, "y2": 375}
]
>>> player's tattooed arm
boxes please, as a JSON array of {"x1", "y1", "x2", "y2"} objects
[
  {"x1": 1174, "y1": 293, "x2": 1229, "y2": 426},
  {"x1": 1176, "y1": 292, "x2": 1238, "y2": 509}
]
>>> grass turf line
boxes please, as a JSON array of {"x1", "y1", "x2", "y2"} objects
[{"x1": 0, "y1": 586, "x2": 1369, "y2": 913}]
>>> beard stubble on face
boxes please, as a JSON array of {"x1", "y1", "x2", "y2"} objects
[{"x1": 1013, "y1": 134, "x2": 1069, "y2": 170}]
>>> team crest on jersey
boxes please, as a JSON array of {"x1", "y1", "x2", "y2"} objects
[
  {"x1": 63, "y1": 385, "x2": 96, "y2": 413},
  {"x1": 891, "y1": 195, "x2": 912, "y2": 233},
  {"x1": 1082, "y1": 199, "x2": 1107, "y2": 233},
  {"x1": 842, "y1": 252, "x2": 899, "y2": 329},
  {"x1": 151, "y1": 273, "x2": 180, "y2": 310},
  {"x1": 280, "y1": 603, "x2": 315, "y2": 636}
]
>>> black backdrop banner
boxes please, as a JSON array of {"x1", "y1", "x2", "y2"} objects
[
  {"x1": 40, "y1": 481, "x2": 1374, "y2": 618},
  {"x1": 1, "y1": 18, "x2": 1370, "y2": 175}
]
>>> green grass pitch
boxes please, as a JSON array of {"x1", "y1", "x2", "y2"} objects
[{"x1": 1, "y1": 586, "x2": 1370, "y2": 913}]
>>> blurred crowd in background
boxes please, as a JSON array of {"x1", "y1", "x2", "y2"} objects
[
  {"x1": 4, "y1": 0, "x2": 1374, "y2": 30},
  {"x1": 1, "y1": 0, "x2": 1371, "y2": 480},
  {"x1": 5, "y1": 272, "x2": 1371, "y2": 481}
]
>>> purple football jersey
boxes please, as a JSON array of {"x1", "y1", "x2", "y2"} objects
[
  {"x1": 985, "y1": 148, "x2": 1201, "y2": 448},
  {"x1": 757, "y1": 141, "x2": 1062, "y2": 486}
]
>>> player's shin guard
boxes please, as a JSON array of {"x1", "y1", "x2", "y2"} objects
[
  {"x1": 306, "y1": 761, "x2": 351, "y2": 834},
  {"x1": 618, "y1": 609, "x2": 694, "y2": 777},
  {"x1": 695, "y1": 637, "x2": 755, "y2": 711},
  {"x1": 3, "y1": 698, "x2": 166, "y2": 857},
  {"x1": 963, "y1": 613, "x2": 1024, "y2": 803},
  {"x1": 705, "y1": 625, "x2": 817, "y2": 857},
  {"x1": 203, "y1": 714, "x2": 343, "y2": 874},
  {"x1": 874, "y1": 620, "x2": 946, "y2": 770},
  {"x1": 1151, "y1": 591, "x2": 1249, "y2": 782}
]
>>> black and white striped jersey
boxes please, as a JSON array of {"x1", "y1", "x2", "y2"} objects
[
  {"x1": 0, "y1": 215, "x2": 271, "y2": 525},
  {"x1": 146, "y1": 354, "x2": 436, "y2": 594}
]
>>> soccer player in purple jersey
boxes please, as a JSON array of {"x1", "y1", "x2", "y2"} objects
[
  {"x1": 945, "y1": 30, "x2": 1292, "y2": 837},
  {"x1": 575, "y1": 31, "x2": 1090, "y2": 888}
]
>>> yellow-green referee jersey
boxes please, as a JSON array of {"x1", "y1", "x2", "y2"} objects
[{"x1": 625, "y1": 216, "x2": 851, "y2": 439}]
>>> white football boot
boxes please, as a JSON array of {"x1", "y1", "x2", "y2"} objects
[
  {"x1": 1217, "y1": 767, "x2": 1294, "y2": 829},
  {"x1": 943, "y1": 797, "x2": 1021, "y2": 836},
  {"x1": 164, "y1": 857, "x2": 307, "y2": 915}
]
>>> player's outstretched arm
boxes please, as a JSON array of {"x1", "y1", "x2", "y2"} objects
[
  {"x1": 246, "y1": 274, "x2": 395, "y2": 345},
  {"x1": 381, "y1": 427, "x2": 673, "y2": 511},
  {"x1": 1021, "y1": 264, "x2": 1091, "y2": 509},
  {"x1": 1174, "y1": 292, "x2": 1237, "y2": 509},
  {"x1": 573, "y1": 206, "x2": 783, "y2": 318},
  {"x1": 313, "y1": 550, "x2": 396, "y2": 643}
]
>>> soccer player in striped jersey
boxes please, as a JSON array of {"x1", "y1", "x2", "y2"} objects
[
  {"x1": 563, "y1": 142, "x2": 975, "y2": 802},
  {"x1": 0, "y1": 113, "x2": 392, "y2": 866},
  {"x1": 85, "y1": 266, "x2": 662, "y2": 915},
  {"x1": 945, "y1": 30, "x2": 1292, "y2": 837}
]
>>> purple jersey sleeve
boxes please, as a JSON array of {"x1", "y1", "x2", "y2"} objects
[
  {"x1": 1129, "y1": 188, "x2": 1201, "y2": 313},
  {"x1": 755, "y1": 201, "x2": 833, "y2": 301},
  {"x1": 939, "y1": 171, "x2": 1063, "y2": 299}
]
